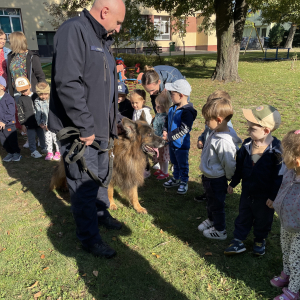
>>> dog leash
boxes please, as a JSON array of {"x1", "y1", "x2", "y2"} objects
[{"x1": 56, "y1": 127, "x2": 114, "y2": 188}]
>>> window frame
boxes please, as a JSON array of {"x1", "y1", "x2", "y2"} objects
[
  {"x1": 0, "y1": 8, "x2": 23, "y2": 40},
  {"x1": 154, "y1": 15, "x2": 171, "y2": 41}
]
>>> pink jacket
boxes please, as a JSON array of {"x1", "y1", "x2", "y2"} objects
[{"x1": 273, "y1": 167, "x2": 300, "y2": 232}]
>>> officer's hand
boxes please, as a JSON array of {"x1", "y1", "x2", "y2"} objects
[
  {"x1": 197, "y1": 140, "x2": 203, "y2": 149},
  {"x1": 0, "y1": 121, "x2": 5, "y2": 129},
  {"x1": 80, "y1": 134, "x2": 95, "y2": 146},
  {"x1": 266, "y1": 199, "x2": 274, "y2": 209},
  {"x1": 227, "y1": 186, "x2": 233, "y2": 194}
]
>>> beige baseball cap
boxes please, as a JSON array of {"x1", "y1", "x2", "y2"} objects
[
  {"x1": 242, "y1": 105, "x2": 281, "y2": 131},
  {"x1": 15, "y1": 76, "x2": 30, "y2": 92}
]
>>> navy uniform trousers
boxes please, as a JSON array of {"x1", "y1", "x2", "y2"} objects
[{"x1": 59, "y1": 138, "x2": 111, "y2": 247}]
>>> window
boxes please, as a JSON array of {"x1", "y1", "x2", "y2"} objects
[
  {"x1": 261, "y1": 28, "x2": 267, "y2": 38},
  {"x1": 0, "y1": 8, "x2": 23, "y2": 39},
  {"x1": 154, "y1": 16, "x2": 170, "y2": 40},
  {"x1": 256, "y1": 27, "x2": 260, "y2": 37}
]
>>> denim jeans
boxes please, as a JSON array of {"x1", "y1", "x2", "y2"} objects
[
  {"x1": 169, "y1": 145, "x2": 189, "y2": 183},
  {"x1": 202, "y1": 175, "x2": 228, "y2": 231}
]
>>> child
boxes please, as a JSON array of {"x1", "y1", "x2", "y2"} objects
[
  {"x1": 198, "y1": 97, "x2": 242, "y2": 240},
  {"x1": 152, "y1": 90, "x2": 171, "y2": 180},
  {"x1": 270, "y1": 130, "x2": 300, "y2": 300},
  {"x1": 35, "y1": 82, "x2": 60, "y2": 161},
  {"x1": 195, "y1": 90, "x2": 233, "y2": 203},
  {"x1": 0, "y1": 76, "x2": 21, "y2": 162},
  {"x1": 162, "y1": 79, "x2": 197, "y2": 194},
  {"x1": 16, "y1": 76, "x2": 47, "y2": 158},
  {"x1": 130, "y1": 89, "x2": 152, "y2": 125},
  {"x1": 118, "y1": 81, "x2": 134, "y2": 119},
  {"x1": 224, "y1": 105, "x2": 282, "y2": 255}
]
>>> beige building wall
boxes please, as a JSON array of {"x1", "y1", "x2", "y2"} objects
[{"x1": 2, "y1": 0, "x2": 61, "y2": 51}]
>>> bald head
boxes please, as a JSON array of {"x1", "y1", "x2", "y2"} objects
[{"x1": 90, "y1": 0, "x2": 125, "y2": 34}]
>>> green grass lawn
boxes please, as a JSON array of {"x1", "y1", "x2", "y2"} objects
[{"x1": 1, "y1": 52, "x2": 300, "y2": 299}]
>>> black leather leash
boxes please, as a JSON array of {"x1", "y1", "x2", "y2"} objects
[{"x1": 56, "y1": 127, "x2": 114, "y2": 188}]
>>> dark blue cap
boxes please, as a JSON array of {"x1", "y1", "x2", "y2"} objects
[{"x1": 118, "y1": 81, "x2": 129, "y2": 95}]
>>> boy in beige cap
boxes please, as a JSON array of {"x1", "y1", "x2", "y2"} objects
[{"x1": 224, "y1": 104, "x2": 283, "y2": 256}]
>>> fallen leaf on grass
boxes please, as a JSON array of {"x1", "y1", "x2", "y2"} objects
[
  {"x1": 82, "y1": 273, "x2": 86, "y2": 277},
  {"x1": 196, "y1": 217, "x2": 201, "y2": 220},
  {"x1": 40, "y1": 254, "x2": 45, "y2": 259},
  {"x1": 7, "y1": 188, "x2": 11, "y2": 191},
  {"x1": 160, "y1": 229, "x2": 163, "y2": 234},
  {"x1": 207, "y1": 283, "x2": 212, "y2": 291},
  {"x1": 28, "y1": 281, "x2": 38, "y2": 289},
  {"x1": 156, "y1": 255, "x2": 160, "y2": 258},
  {"x1": 34, "y1": 291, "x2": 42, "y2": 298},
  {"x1": 7, "y1": 231, "x2": 10, "y2": 235},
  {"x1": 92, "y1": 271, "x2": 98, "y2": 277},
  {"x1": 112, "y1": 237, "x2": 117, "y2": 241},
  {"x1": 43, "y1": 267, "x2": 49, "y2": 271},
  {"x1": 205, "y1": 252, "x2": 212, "y2": 256}
]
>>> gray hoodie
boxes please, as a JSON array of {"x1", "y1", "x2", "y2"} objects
[{"x1": 200, "y1": 127, "x2": 242, "y2": 180}]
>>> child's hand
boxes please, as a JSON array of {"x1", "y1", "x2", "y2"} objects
[
  {"x1": 0, "y1": 121, "x2": 5, "y2": 130},
  {"x1": 21, "y1": 125, "x2": 27, "y2": 133},
  {"x1": 40, "y1": 124, "x2": 45, "y2": 129},
  {"x1": 197, "y1": 140, "x2": 203, "y2": 149},
  {"x1": 266, "y1": 199, "x2": 274, "y2": 209},
  {"x1": 227, "y1": 186, "x2": 233, "y2": 194},
  {"x1": 162, "y1": 131, "x2": 168, "y2": 141}
]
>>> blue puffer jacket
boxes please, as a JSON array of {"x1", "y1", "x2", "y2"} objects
[
  {"x1": 164, "y1": 103, "x2": 197, "y2": 149},
  {"x1": 0, "y1": 92, "x2": 16, "y2": 126}
]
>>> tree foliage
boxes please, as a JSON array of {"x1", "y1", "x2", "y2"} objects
[{"x1": 268, "y1": 23, "x2": 285, "y2": 47}]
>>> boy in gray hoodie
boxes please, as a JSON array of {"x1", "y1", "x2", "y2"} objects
[{"x1": 198, "y1": 97, "x2": 242, "y2": 240}]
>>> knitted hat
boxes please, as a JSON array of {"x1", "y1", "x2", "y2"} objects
[
  {"x1": 242, "y1": 105, "x2": 281, "y2": 132},
  {"x1": 15, "y1": 76, "x2": 30, "y2": 91},
  {"x1": 36, "y1": 82, "x2": 50, "y2": 95}
]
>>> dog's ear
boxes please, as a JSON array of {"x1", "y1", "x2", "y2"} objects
[
  {"x1": 122, "y1": 117, "x2": 137, "y2": 138},
  {"x1": 139, "y1": 110, "x2": 147, "y2": 122}
]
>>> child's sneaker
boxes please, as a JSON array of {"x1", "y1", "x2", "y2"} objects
[
  {"x1": 177, "y1": 182, "x2": 188, "y2": 194},
  {"x1": 157, "y1": 172, "x2": 169, "y2": 180},
  {"x1": 45, "y1": 153, "x2": 53, "y2": 161},
  {"x1": 12, "y1": 153, "x2": 22, "y2": 162},
  {"x1": 144, "y1": 169, "x2": 151, "y2": 178},
  {"x1": 53, "y1": 152, "x2": 61, "y2": 161},
  {"x1": 41, "y1": 148, "x2": 48, "y2": 154},
  {"x1": 23, "y1": 140, "x2": 29, "y2": 148},
  {"x1": 194, "y1": 193, "x2": 207, "y2": 202},
  {"x1": 274, "y1": 288, "x2": 299, "y2": 300},
  {"x1": 203, "y1": 226, "x2": 227, "y2": 240},
  {"x1": 2, "y1": 153, "x2": 13, "y2": 162},
  {"x1": 31, "y1": 150, "x2": 42, "y2": 158},
  {"x1": 198, "y1": 218, "x2": 214, "y2": 232},
  {"x1": 152, "y1": 163, "x2": 160, "y2": 170},
  {"x1": 153, "y1": 169, "x2": 163, "y2": 176},
  {"x1": 163, "y1": 177, "x2": 180, "y2": 188},
  {"x1": 253, "y1": 239, "x2": 266, "y2": 256},
  {"x1": 224, "y1": 239, "x2": 246, "y2": 255},
  {"x1": 270, "y1": 271, "x2": 290, "y2": 288}
]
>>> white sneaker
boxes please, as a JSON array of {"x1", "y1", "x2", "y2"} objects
[
  {"x1": 152, "y1": 163, "x2": 160, "y2": 170},
  {"x1": 144, "y1": 170, "x2": 151, "y2": 178},
  {"x1": 203, "y1": 226, "x2": 227, "y2": 240},
  {"x1": 31, "y1": 150, "x2": 42, "y2": 158},
  {"x1": 198, "y1": 218, "x2": 214, "y2": 232},
  {"x1": 23, "y1": 140, "x2": 29, "y2": 148}
]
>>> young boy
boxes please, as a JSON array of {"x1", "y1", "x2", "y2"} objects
[
  {"x1": 162, "y1": 79, "x2": 197, "y2": 195},
  {"x1": 198, "y1": 98, "x2": 242, "y2": 240},
  {"x1": 195, "y1": 90, "x2": 233, "y2": 202},
  {"x1": 224, "y1": 105, "x2": 282, "y2": 256},
  {"x1": 118, "y1": 81, "x2": 134, "y2": 119},
  {"x1": 0, "y1": 76, "x2": 21, "y2": 162},
  {"x1": 16, "y1": 77, "x2": 47, "y2": 158}
]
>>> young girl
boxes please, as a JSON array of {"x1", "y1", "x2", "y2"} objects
[
  {"x1": 268, "y1": 130, "x2": 300, "y2": 300},
  {"x1": 34, "y1": 82, "x2": 60, "y2": 161},
  {"x1": 152, "y1": 90, "x2": 171, "y2": 179},
  {"x1": 130, "y1": 89, "x2": 152, "y2": 125}
]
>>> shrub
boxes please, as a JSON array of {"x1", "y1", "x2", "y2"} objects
[{"x1": 268, "y1": 24, "x2": 285, "y2": 47}]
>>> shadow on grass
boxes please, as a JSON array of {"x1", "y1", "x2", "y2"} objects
[
  {"x1": 1, "y1": 144, "x2": 190, "y2": 300},
  {"x1": 138, "y1": 174, "x2": 282, "y2": 299}
]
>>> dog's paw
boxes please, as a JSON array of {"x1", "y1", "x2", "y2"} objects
[
  {"x1": 136, "y1": 207, "x2": 148, "y2": 214},
  {"x1": 109, "y1": 203, "x2": 118, "y2": 210}
]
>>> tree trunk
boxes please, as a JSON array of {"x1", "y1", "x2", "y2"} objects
[
  {"x1": 212, "y1": 0, "x2": 248, "y2": 82},
  {"x1": 285, "y1": 24, "x2": 297, "y2": 49}
]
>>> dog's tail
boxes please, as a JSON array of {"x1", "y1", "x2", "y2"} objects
[{"x1": 49, "y1": 159, "x2": 68, "y2": 192}]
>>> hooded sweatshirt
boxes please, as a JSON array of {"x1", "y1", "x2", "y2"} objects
[
  {"x1": 200, "y1": 127, "x2": 242, "y2": 180},
  {"x1": 132, "y1": 106, "x2": 152, "y2": 125}
]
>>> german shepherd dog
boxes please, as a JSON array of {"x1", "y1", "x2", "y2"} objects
[{"x1": 50, "y1": 113, "x2": 165, "y2": 214}]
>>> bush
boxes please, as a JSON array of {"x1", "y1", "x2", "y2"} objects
[{"x1": 268, "y1": 24, "x2": 285, "y2": 47}]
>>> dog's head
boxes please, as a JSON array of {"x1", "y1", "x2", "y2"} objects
[{"x1": 121, "y1": 113, "x2": 165, "y2": 156}]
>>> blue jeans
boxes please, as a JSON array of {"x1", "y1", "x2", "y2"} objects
[
  {"x1": 59, "y1": 139, "x2": 111, "y2": 247},
  {"x1": 234, "y1": 192, "x2": 275, "y2": 242},
  {"x1": 169, "y1": 145, "x2": 189, "y2": 183},
  {"x1": 202, "y1": 175, "x2": 228, "y2": 231}
]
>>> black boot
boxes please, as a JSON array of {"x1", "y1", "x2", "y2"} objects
[
  {"x1": 98, "y1": 215, "x2": 122, "y2": 230},
  {"x1": 82, "y1": 242, "x2": 116, "y2": 258}
]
